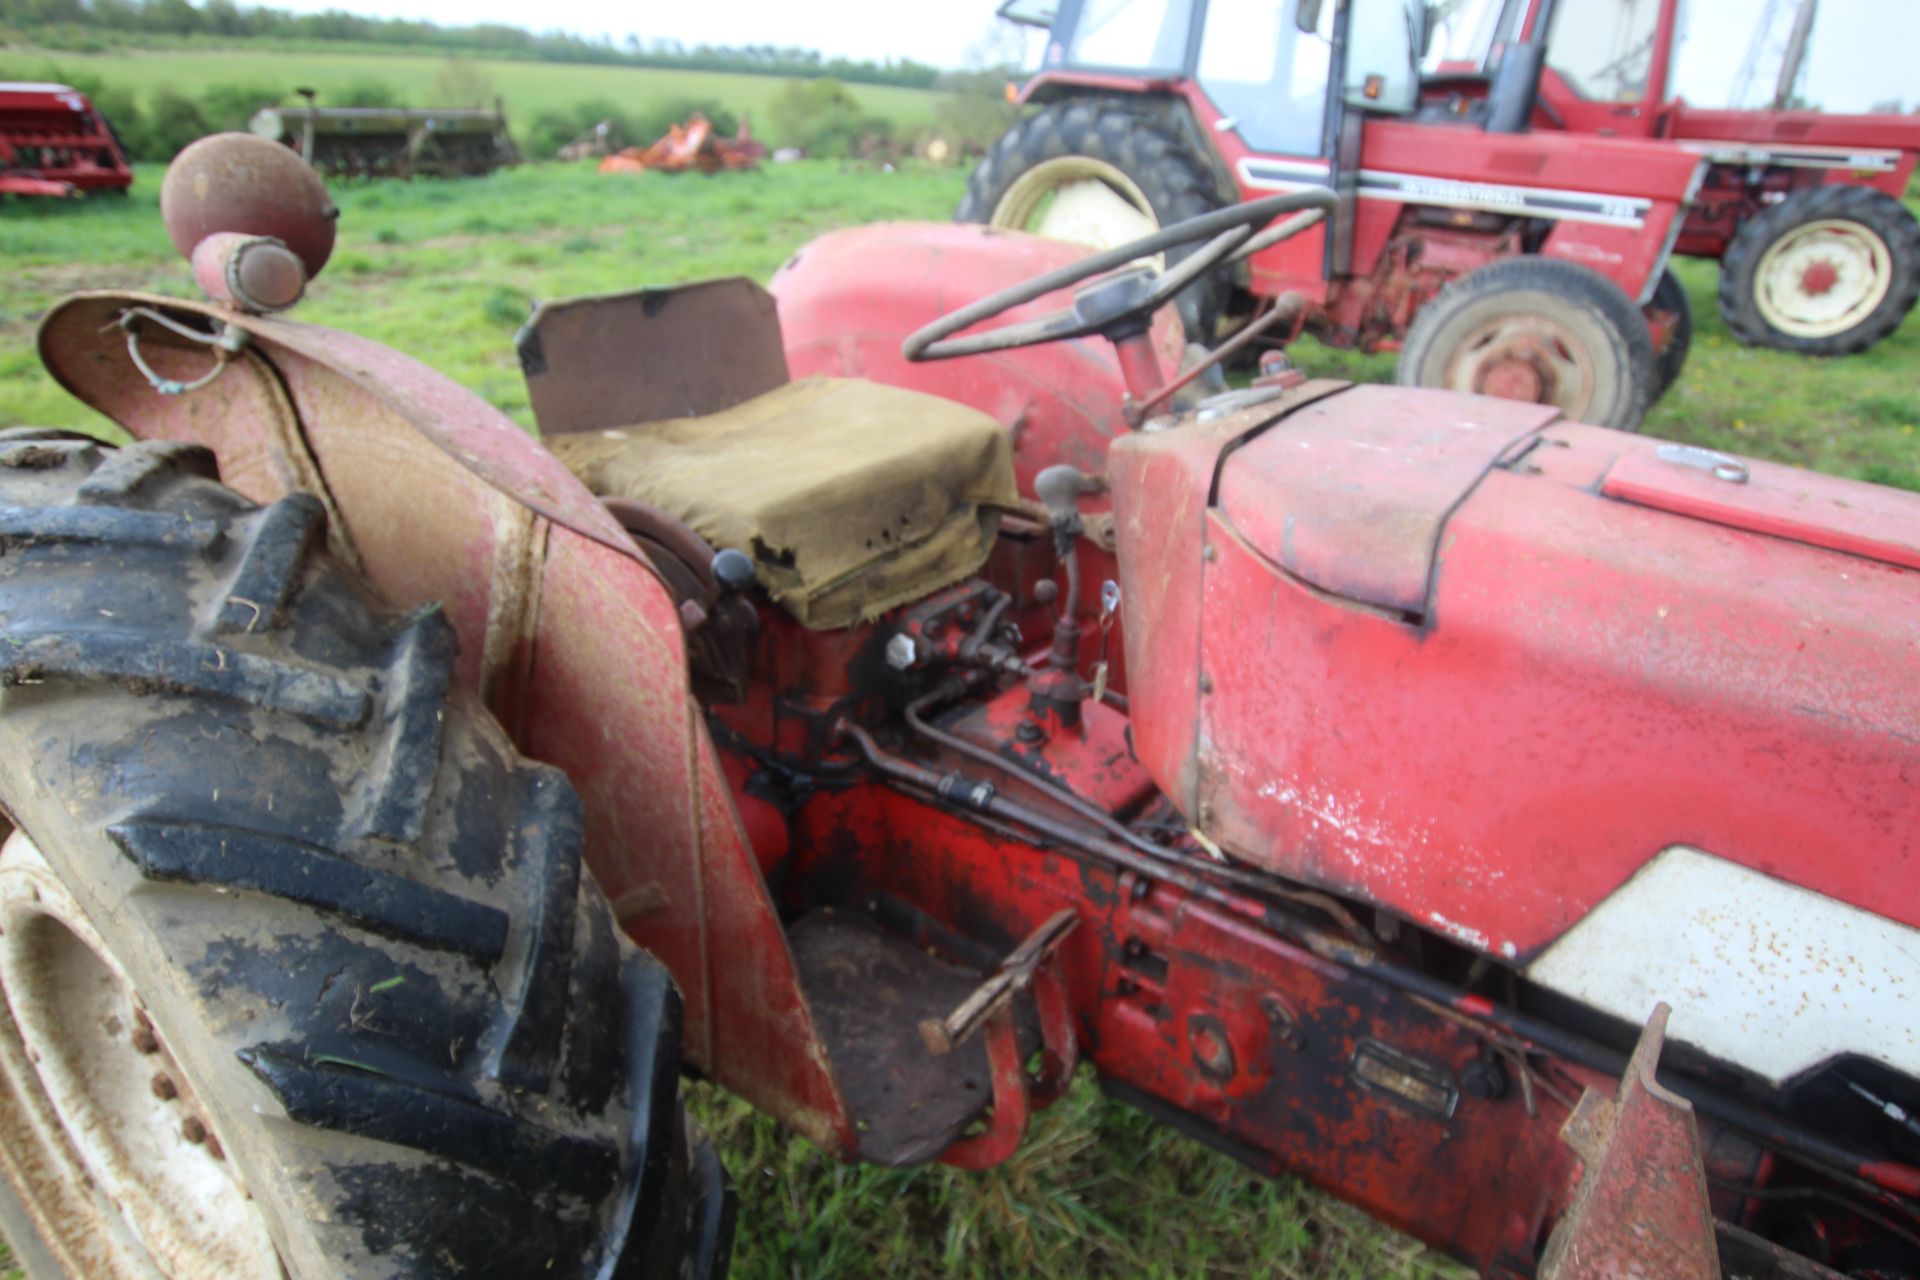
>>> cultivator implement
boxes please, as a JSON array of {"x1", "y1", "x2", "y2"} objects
[{"x1": 249, "y1": 100, "x2": 518, "y2": 178}]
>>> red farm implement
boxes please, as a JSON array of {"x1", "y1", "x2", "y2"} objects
[
  {"x1": 0, "y1": 81, "x2": 133, "y2": 198},
  {"x1": 0, "y1": 130, "x2": 1916, "y2": 1280}
]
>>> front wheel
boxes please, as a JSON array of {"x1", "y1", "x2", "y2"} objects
[
  {"x1": 0, "y1": 433, "x2": 729, "y2": 1279},
  {"x1": 1395, "y1": 257, "x2": 1658, "y2": 431},
  {"x1": 1717, "y1": 185, "x2": 1920, "y2": 355}
]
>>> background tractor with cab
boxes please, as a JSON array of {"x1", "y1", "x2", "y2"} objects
[
  {"x1": 960, "y1": 0, "x2": 1704, "y2": 432},
  {"x1": 0, "y1": 131, "x2": 1916, "y2": 1280},
  {"x1": 969, "y1": 0, "x2": 1920, "y2": 426},
  {"x1": 1422, "y1": 0, "x2": 1920, "y2": 356}
]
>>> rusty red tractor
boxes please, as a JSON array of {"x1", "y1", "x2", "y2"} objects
[
  {"x1": 1422, "y1": 0, "x2": 1920, "y2": 356},
  {"x1": 0, "y1": 129, "x2": 1916, "y2": 1280}
]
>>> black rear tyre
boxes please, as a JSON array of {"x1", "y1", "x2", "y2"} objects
[
  {"x1": 0, "y1": 434, "x2": 728, "y2": 1279},
  {"x1": 1396, "y1": 257, "x2": 1658, "y2": 432},
  {"x1": 957, "y1": 97, "x2": 1234, "y2": 340},
  {"x1": 1717, "y1": 185, "x2": 1920, "y2": 355}
]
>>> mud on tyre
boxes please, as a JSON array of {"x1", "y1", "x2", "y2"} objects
[
  {"x1": 957, "y1": 97, "x2": 1235, "y2": 340},
  {"x1": 0, "y1": 433, "x2": 730, "y2": 1279}
]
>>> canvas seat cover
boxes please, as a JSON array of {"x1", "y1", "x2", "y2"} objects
[{"x1": 549, "y1": 376, "x2": 1020, "y2": 630}]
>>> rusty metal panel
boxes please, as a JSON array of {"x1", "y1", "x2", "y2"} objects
[
  {"x1": 1540, "y1": 1005, "x2": 1720, "y2": 1280},
  {"x1": 1107, "y1": 381, "x2": 1349, "y2": 818},
  {"x1": 1215, "y1": 384, "x2": 1561, "y2": 616},
  {"x1": 517, "y1": 278, "x2": 790, "y2": 436},
  {"x1": 1603, "y1": 442, "x2": 1920, "y2": 573},
  {"x1": 1193, "y1": 425, "x2": 1920, "y2": 962}
]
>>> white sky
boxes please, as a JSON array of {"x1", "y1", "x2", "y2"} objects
[{"x1": 255, "y1": 0, "x2": 1915, "y2": 109}]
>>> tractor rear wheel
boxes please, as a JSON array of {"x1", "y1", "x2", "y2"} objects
[
  {"x1": 1396, "y1": 257, "x2": 1658, "y2": 432},
  {"x1": 956, "y1": 98, "x2": 1233, "y2": 340},
  {"x1": 0, "y1": 433, "x2": 729, "y2": 1279},
  {"x1": 1718, "y1": 185, "x2": 1920, "y2": 355}
]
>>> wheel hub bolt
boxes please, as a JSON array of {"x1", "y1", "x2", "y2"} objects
[
  {"x1": 182, "y1": 1116, "x2": 208, "y2": 1144},
  {"x1": 150, "y1": 1072, "x2": 178, "y2": 1101}
]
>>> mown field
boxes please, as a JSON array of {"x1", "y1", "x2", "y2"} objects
[
  {"x1": 0, "y1": 45, "x2": 936, "y2": 146},
  {"x1": 0, "y1": 154, "x2": 1916, "y2": 1279}
]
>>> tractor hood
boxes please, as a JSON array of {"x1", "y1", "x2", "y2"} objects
[{"x1": 1111, "y1": 383, "x2": 1920, "y2": 1085}]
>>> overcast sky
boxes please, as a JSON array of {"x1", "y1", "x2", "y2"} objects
[{"x1": 255, "y1": 0, "x2": 1916, "y2": 111}]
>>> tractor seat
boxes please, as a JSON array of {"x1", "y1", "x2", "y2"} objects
[{"x1": 548, "y1": 376, "x2": 1021, "y2": 630}]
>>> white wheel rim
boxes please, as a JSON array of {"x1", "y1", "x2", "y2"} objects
[
  {"x1": 0, "y1": 829, "x2": 284, "y2": 1278},
  {"x1": 990, "y1": 157, "x2": 1163, "y2": 265},
  {"x1": 1440, "y1": 312, "x2": 1600, "y2": 418},
  {"x1": 1753, "y1": 217, "x2": 1894, "y2": 339}
]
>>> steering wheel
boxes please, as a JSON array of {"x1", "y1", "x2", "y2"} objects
[{"x1": 902, "y1": 189, "x2": 1338, "y2": 362}]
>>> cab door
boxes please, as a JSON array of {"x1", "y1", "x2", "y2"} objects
[{"x1": 1213, "y1": 0, "x2": 1425, "y2": 295}]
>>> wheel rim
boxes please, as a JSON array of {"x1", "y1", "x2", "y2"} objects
[
  {"x1": 0, "y1": 829, "x2": 284, "y2": 1278},
  {"x1": 1439, "y1": 313, "x2": 1599, "y2": 417},
  {"x1": 1753, "y1": 217, "x2": 1894, "y2": 339},
  {"x1": 989, "y1": 157, "x2": 1162, "y2": 258}
]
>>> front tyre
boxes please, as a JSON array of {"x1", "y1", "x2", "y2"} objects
[
  {"x1": 1396, "y1": 257, "x2": 1658, "y2": 431},
  {"x1": 0, "y1": 434, "x2": 728, "y2": 1279},
  {"x1": 1717, "y1": 185, "x2": 1920, "y2": 355}
]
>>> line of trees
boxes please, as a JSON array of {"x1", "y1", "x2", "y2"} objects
[{"x1": 6, "y1": 0, "x2": 946, "y2": 88}]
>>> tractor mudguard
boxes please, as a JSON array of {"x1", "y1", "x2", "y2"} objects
[
  {"x1": 36, "y1": 290, "x2": 860, "y2": 1153},
  {"x1": 1111, "y1": 380, "x2": 1920, "y2": 1086}
]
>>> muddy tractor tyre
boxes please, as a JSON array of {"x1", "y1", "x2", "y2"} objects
[
  {"x1": 1649, "y1": 267, "x2": 1693, "y2": 396},
  {"x1": 956, "y1": 97, "x2": 1233, "y2": 340},
  {"x1": 0, "y1": 434, "x2": 729, "y2": 1279},
  {"x1": 1717, "y1": 185, "x2": 1920, "y2": 355},
  {"x1": 1396, "y1": 257, "x2": 1658, "y2": 432}
]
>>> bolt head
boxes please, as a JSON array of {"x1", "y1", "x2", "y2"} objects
[{"x1": 885, "y1": 633, "x2": 918, "y2": 671}]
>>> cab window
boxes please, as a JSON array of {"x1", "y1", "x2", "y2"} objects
[
  {"x1": 1547, "y1": 0, "x2": 1662, "y2": 101},
  {"x1": 1197, "y1": 0, "x2": 1333, "y2": 155},
  {"x1": 1062, "y1": 0, "x2": 1197, "y2": 71}
]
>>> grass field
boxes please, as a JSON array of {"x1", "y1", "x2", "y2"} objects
[
  {"x1": 0, "y1": 45, "x2": 935, "y2": 147},
  {"x1": 0, "y1": 155, "x2": 1917, "y2": 1278}
]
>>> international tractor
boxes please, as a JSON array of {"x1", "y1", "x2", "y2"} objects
[
  {"x1": 962, "y1": 0, "x2": 1706, "y2": 433},
  {"x1": 1421, "y1": 0, "x2": 1920, "y2": 356},
  {"x1": 0, "y1": 131, "x2": 1916, "y2": 1280}
]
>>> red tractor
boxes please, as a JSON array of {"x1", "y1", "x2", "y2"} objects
[
  {"x1": 961, "y1": 0, "x2": 1706, "y2": 432},
  {"x1": 3, "y1": 132, "x2": 1918, "y2": 1280},
  {"x1": 0, "y1": 82, "x2": 134, "y2": 198},
  {"x1": 1423, "y1": 0, "x2": 1920, "y2": 355}
]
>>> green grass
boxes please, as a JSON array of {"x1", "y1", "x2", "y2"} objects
[
  {"x1": 0, "y1": 160, "x2": 963, "y2": 430},
  {"x1": 0, "y1": 45, "x2": 934, "y2": 146},
  {"x1": 2, "y1": 156, "x2": 1918, "y2": 1277}
]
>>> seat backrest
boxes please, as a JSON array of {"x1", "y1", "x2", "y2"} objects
[{"x1": 514, "y1": 277, "x2": 791, "y2": 436}]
